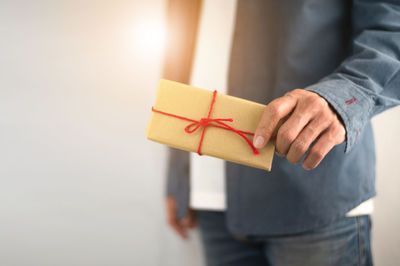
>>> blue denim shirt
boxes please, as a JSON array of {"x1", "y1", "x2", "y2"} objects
[{"x1": 167, "y1": 0, "x2": 400, "y2": 235}]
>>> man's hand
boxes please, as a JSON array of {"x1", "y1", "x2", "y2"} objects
[
  {"x1": 166, "y1": 196, "x2": 196, "y2": 239},
  {"x1": 253, "y1": 89, "x2": 346, "y2": 170}
]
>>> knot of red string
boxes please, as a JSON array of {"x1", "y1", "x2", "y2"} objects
[
  {"x1": 184, "y1": 117, "x2": 233, "y2": 133},
  {"x1": 151, "y1": 90, "x2": 259, "y2": 156}
]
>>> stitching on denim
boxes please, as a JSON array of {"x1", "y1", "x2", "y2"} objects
[
  {"x1": 307, "y1": 79, "x2": 376, "y2": 154},
  {"x1": 357, "y1": 216, "x2": 363, "y2": 266},
  {"x1": 345, "y1": 98, "x2": 357, "y2": 105},
  {"x1": 326, "y1": 76, "x2": 376, "y2": 116}
]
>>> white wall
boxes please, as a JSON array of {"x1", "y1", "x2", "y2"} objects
[
  {"x1": 0, "y1": 1, "x2": 398, "y2": 266},
  {"x1": 0, "y1": 1, "x2": 203, "y2": 265},
  {"x1": 372, "y1": 108, "x2": 400, "y2": 266}
]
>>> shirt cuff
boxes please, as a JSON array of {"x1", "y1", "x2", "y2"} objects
[{"x1": 304, "y1": 78, "x2": 373, "y2": 153}]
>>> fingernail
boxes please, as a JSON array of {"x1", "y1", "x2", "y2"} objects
[{"x1": 254, "y1": 136, "x2": 265, "y2": 148}]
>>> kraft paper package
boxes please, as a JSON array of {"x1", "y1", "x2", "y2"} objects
[{"x1": 146, "y1": 79, "x2": 276, "y2": 171}]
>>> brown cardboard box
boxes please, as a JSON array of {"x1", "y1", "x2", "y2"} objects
[{"x1": 146, "y1": 79, "x2": 275, "y2": 171}]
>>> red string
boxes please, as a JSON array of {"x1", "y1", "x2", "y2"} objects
[{"x1": 151, "y1": 90, "x2": 260, "y2": 156}]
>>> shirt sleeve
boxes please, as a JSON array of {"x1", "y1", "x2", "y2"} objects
[
  {"x1": 304, "y1": 0, "x2": 400, "y2": 153},
  {"x1": 166, "y1": 147, "x2": 190, "y2": 197}
]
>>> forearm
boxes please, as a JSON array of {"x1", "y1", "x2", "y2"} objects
[{"x1": 305, "y1": 0, "x2": 400, "y2": 152}]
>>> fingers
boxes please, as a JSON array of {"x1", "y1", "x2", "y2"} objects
[
  {"x1": 253, "y1": 95, "x2": 297, "y2": 149},
  {"x1": 166, "y1": 197, "x2": 197, "y2": 239},
  {"x1": 253, "y1": 89, "x2": 346, "y2": 170},
  {"x1": 166, "y1": 197, "x2": 187, "y2": 238},
  {"x1": 302, "y1": 123, "x2": 345, "y2": 170},
  {"x1": 275, "y1": 92, "x2": 329, "y2": 155},
  {"x1": 285, "y1": 113, "x2": 333, "y2": 164},
  {"x1": 166, "y1": 197, "x2": 187, "y2": 239},
  {"x1": 275, "y1": 104, "x2": 312, "y2": 156},
  {"x1": 180, "y1": 209, "x2": 197, "y2": 228}
]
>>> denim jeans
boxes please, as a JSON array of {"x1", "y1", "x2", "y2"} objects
[{"x1": 196, "y1": 211, "x2": 373, "y2": 266}]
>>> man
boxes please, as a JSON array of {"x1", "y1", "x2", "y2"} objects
[{"x1": 163, "y1": 0, "x2": 400, "y2": 265}]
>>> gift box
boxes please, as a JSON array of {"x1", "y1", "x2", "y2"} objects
[{"x1": 145, "y1": 79, "x2": 275, "y2": 171}]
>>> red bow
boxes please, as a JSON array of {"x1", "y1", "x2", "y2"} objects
[{"x1": 151, "y1": 90, "x2": 259, "y2": 156}]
